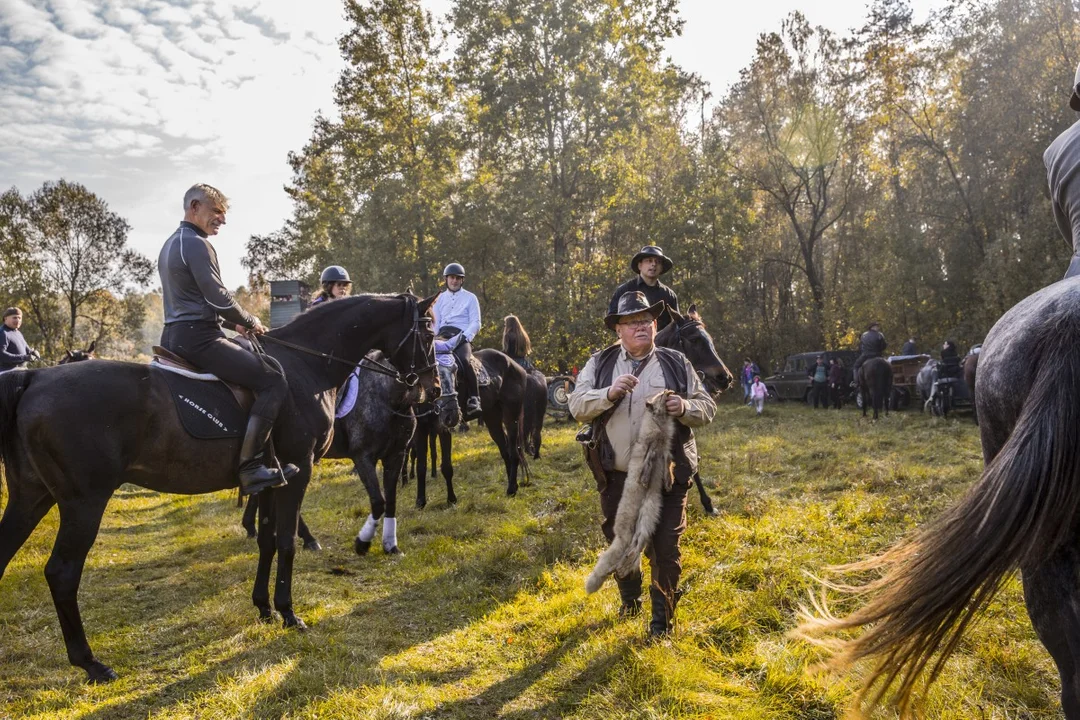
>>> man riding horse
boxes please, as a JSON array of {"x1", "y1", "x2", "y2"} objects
[
  {"x1": 608, "y1": 246, "x2": 679, "y2": 331},
  {"x1": 1044, "y1": 60, "x2": 1080, "y2": 280},
  {"x1": 433, "y1": 262, "x2": 483, "y2": 420},
  {"x1": 852, "y1": 321, "x2": 887, "y2": 382},
  {"x1": 158, "y1": 183, "x2": 296, "y2": 496}
]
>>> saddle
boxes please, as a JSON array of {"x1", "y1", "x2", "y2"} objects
[
  {"x1": 434, "y1": 347, "x2": 491, "y2": 387},
  {"x1": 151, "y1": 346, "x2": 253, "y2": 439}
]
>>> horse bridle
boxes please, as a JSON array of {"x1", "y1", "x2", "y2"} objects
[
  {"x1": 669, "y1": 319, "x2": 708, "y2": 383},
  {"x1": 257, "y1": 298, "x2": 436, "y2": 388}
]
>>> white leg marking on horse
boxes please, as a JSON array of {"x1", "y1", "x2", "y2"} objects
[
  {"x1": 358, "y1": 514, "x2": 377, "y2": 542},
  {"x1": 382, "y1": 517, "x2": 398, "y2": 551}
]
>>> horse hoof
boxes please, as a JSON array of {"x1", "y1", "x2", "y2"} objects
[
  {"x1": 303, "y1": 539, "x2": 322, "y2": 551},
  {"x1": 257, "y1": 607, "x2": 275, "y2": 624},
  {"x1": 384, "y1": 545, "x2": 404, "y2": 556},
  {"x1": 282, "y1": 614, "x2": 308, "y2": 631},
  {"x1": 85, "y1": 662, "x2": 118, "y2": 684},
  {"x1": 506, "y1": 488, "x2": 518, "y2": 497},
  {"x1": 245, "y1": 530, "x2": 257, "y2": 539},
  {"x1": 355, "y1": 538, "x2": 371, "y2": 556},
  {"x1": 415, "y1": 500, "x2": 427, "y2": 510}
]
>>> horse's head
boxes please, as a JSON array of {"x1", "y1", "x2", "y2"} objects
[
  {"x1": 656, "y1": 304, "x2": 733, "y2": 396},
  {"x1": 367, "y1": 293, "x2": 441, "y2": 402},
  {"x1": 59, "y1": 340, "x2": 97, "y2": 365}
]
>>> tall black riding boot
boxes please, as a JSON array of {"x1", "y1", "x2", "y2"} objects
[
  {"x1": 648, "y1": 585, "x2": 678, "y2": 638},
  {"x1": 615, "y1": 570, "x2": 643, "y2": 617},
  {"x1": 239, "y1": 415, "x2": 292, "y2": 495}
]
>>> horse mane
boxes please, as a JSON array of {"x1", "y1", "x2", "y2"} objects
[
  {"x1": 502, "y1": 314, "x2": 531, "y2": 357},
  {"x1": 270, "y1": 293, "x2": 427, "y2": 341}
]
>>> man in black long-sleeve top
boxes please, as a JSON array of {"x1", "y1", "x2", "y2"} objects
[
  {"x1": 608, "y1": 246, "x2": 679, "y2": 331},
  {"x1": 158, "y1": 183, "x2": 295, "y2": 495},
  {"x1": 0, "y1": 307, "x2": 38, "y2": 372}
]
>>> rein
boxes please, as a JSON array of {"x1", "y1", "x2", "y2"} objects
[{"x1": 254, "y1": 299, "x2": 434, "y2": 387}]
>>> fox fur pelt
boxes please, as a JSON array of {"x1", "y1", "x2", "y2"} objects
[{"x1": 585, "y1": 390, "x2": 676, "y2": 594}]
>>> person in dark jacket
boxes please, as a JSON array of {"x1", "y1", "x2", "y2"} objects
[
  {"x1": 828, "y1": 358, "x2": 845, "y2": 409},
  {"x1": 807, "y1": 355, "x2": 828, "y2": 409},
  {"x1": 0, "y1": 307, "x2": 39, "y2": 372},
  {"x1": 608, "y1": 246, "x2": 679, "y2": 331},
  {"x1": 310, "y1": 266, "x2": 352, "y2": 307},
  {"x1": 852, "y1": 322, "x2": 887, "y2": 382},
  {"x1": 158, "y1": 183, "x2": 296, "y2": 496},
  {"x1": 939, "y1": 340, "x2": 962, "y2": 379},
  {"x1": 1044, "y1": 60, "x2": 1080, "y2": 279},
  {"x1": 901, "y1": 338, "x2": 917, "y2": 355}
]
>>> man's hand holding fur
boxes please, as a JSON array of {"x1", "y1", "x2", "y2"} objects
[{"x1": 665, "y1": 393, "x2": 686, "y2": 417}]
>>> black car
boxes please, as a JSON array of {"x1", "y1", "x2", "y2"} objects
[{"x1": 764, "y1": 350, "x2": 858, "y2": 402}]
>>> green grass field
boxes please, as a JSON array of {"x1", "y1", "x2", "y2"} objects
[{"x1": 0, "y1": 402, "x2": 1062, "y2": 719}]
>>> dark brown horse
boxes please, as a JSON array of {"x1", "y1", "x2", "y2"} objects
[
  {"x1": 797, "y1": 278, "x2": 1080, "y2": 715},
  {"x1": 501, "y1": 314, "x2": 546, "y2": 459},
  {"x1": 655, "y1": 304, "x2": 734, "y2": 516},
  {"x1": 415, "y1": 347, "x2": 529, "y2": 507},
  {"x1": 858, "y1": 356, "x2": 892, "y2": 420},
  {"x1": 0, "y1": 293, "x2": 438, "y2": 682}
]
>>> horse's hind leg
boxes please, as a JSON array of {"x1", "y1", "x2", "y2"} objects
[
  {"x1": 487, "y1": 406, "x2": 517, "y2": 496},
  {"x1": 354, "y1": 454, "x2": 383, "y2": 555},
  {"x1": 44, "y1": 497, "x2": 115, "y2": 682},
  {"x1": 298, "y1": 514, "x2": 320, "y2": 551},
  {"x1": 0, "y1": 476, "x2": 55, "y2": 579},
  {"x1": 692, "y1": 472, "x2": 718, "y2": 517},
  {"x1": 1022, "y1": 543, "x2": 1080, "y2": 717},
  {"x1": 241, "y1": 495, "x2": 257, "y2": 538}
]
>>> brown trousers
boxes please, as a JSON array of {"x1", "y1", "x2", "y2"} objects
[{"x1": 599, "y1": 470, "x2": 690, "y2": 595}]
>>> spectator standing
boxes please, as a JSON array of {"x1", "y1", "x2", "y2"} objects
[
  {"x1": 749, "y1": 375, "x2": 767, "y2": 416},
  {"x1": 807, "y1": 355, "x2": 828, "y2": 409},
  {"x1": 828, "y1": 358, "x2": 845, "y2": 409}
]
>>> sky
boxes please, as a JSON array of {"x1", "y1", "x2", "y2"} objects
[{"x1": 0, "y1": 0, "x2": 944, "y2": 290}]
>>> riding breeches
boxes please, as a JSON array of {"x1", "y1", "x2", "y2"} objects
[
  {"x1": 443, "y1": 326, "x2": 479, "y2": 400},
  {"x1": 160, "y1": 321, "x2": 288, "y2": 421}
]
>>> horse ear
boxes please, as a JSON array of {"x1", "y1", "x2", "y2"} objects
[
  {"x1": 87, "y1": 340, "x2": 96, "y2": 354},
  {"x1": 687, "y1": 303, "x2": 698, "y2": 315},
  {"x1": 418, "y1": 293, "x2": 439, "y2": 315},
  {"x1": 666, "y1": 304, "x2": 683, "y2": 323}
]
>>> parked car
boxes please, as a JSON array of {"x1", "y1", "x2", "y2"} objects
[{"x1": 764, "y1": 350, "x2": 858, "y2": 402}]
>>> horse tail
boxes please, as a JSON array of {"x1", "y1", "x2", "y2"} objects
[
  {"x1": 795, "y1": 327, "x2": 1080, "y2": 714},
  {"x1": 0, "y1": 370, "x2": 30, "y2": 501}
]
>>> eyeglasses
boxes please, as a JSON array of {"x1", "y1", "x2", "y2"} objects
[{"x1": 618, "y1": 319, "x2": 654, "y2": 329}]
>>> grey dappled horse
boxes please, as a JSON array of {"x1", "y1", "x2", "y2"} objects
[{"x1": 798, "y1": 277, "x2": 1080, "y2": 716}]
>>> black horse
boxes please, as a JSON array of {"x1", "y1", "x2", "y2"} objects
[
  {"x1": 0, "y1": 293, "x2": 438, "y2": 682},
  {"x1": 797, "y1": 278, "x2": 1080, "y2": 715},
  {"x1": 58, "y1": 339, "x2": 96, "y2": 364},
  {"x1": 415, "y1": 347, "x2": 529, "y2": 507},
  {"x1": 858, "y1": 356, "x2": 892, "y2": 420},
  {"x1": 655, "y1": 304, "x2": 734, "y2": 516}
]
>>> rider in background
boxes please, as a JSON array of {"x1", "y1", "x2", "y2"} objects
[
  {"x1": 608, "y1": 246, "x2": 679, "y2": 331},
  {"x1": 433, "y1": 262, "x2": 482, "y2": 419},
  {"x1": 158, "y1": 183, "x2": 296, "y2": 495},
  {"x1": 310, "y1": 266, "x2": 352, "y2": 307},
  {"x1": 502, "y1": 314, "x2": 534, "y2": 372},
  {"x1": 0, "y1": 307, "x2": 39, "y2": 373},
  {"x1": 852, "y1": 322, "x2": 887, "y2": 382},
  {"x1": 1044, "y1": 60, "x2": 1080, "y2": 279},
  {"x1": 939, "y1": 340, "x2": 962, "y2": 379}
]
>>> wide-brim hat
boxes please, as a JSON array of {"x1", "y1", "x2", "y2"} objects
[
  {"x1": 604, "y1": 291, "x2": 665, "y2": 330},
  {"x1": 630, "y1": 245, "x2": 673, "y2": 275}
]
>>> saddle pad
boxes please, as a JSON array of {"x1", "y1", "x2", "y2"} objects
[
  {"x1": 470, "y1": 357, "x2": 492, "y2": 387},
  {"x1": 157, "y1": 367, "x2": 246, "y2": 439},
  {"x1": 336, "y1": 369, "x2": 360, "y2": 419}
]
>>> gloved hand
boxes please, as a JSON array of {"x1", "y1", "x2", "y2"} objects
[
  {"x1": 29, "y1": 349, "x2": 40, "y2": 361},
  {"x1": 447, "y1": 333, "x2": 464, "y2": 350}
]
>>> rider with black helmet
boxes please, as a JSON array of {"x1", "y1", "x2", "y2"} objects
[
  {"x1": 1044, "y1": 61, "x2": 1080, "y2": 279},
  {"x1": 311, "y1": 266, "x2": 352, "y2": 306},
  {"x1": 433, "y1": 262, "x2": 483, "y2": 419}
]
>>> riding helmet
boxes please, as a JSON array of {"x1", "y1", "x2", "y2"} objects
[
  {"x1": 320, "y1": 265, "x2": 352, "y2": 284},
  {"x1": 443, "y1": 262, "x2": 466, "y2": 278}
]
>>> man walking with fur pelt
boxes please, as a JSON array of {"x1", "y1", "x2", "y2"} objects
[{"x1": 569, "y1": 292, "x2": 716, "y2": 637}]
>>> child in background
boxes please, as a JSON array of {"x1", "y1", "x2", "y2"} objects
[{"x1": 749, "y1": 375, "x2": 767, "y2": 416}]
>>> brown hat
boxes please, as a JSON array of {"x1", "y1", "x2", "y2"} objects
[{"x1": 604, "y1": 291, "x2": 665, "y2": 330}]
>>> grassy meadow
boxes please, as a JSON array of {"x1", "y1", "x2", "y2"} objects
[{"x1": 0, "y1": 401, "x2": 1062, "y2": 719}]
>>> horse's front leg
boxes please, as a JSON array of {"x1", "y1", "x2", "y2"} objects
[
  {"x1": 354, "y1": 454, "x2": 383, "y2": 556},
  {"x1": 272, "y1": 475, "x2": 308, "y2": 630},
  {"x1": 382, "y1": 449, "x2": 407, "y2": 554},
  {"x1": 438, "y1": 428, "x2": 456, "y2": 505},
  {"x1": 487, "y1": 408, "x2": 516, "y2": 496},
  {"x1": 252, "y1": 490, "x2": 277, "y2": 622},
  {"x1": 415, "y1": 426, "x2": 430, "y2": 509}
]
